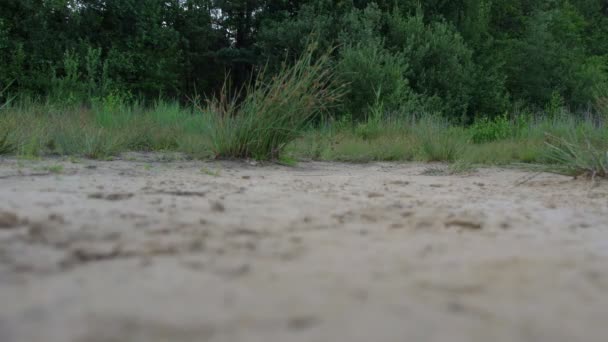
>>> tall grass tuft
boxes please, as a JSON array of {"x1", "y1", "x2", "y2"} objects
[
  {"x1": 0, "y1": 81, "x2": 16, "y2": 154},
  {"x1": 0, "y1": 80, "x2": 15, "y2": 111},
  {"x1": 414, "y1": 115, "x2": 465, "y2": 162},
  {"x1": 0, "y1": 130, "x2": 13, "y2": 155},
  {"x1": 0, "y1": 82, "x2": 15, "y2": 155},
  {"x1": 596, "y1": 84, "x2": 608, "y2": 123},
  {"x1": 206, "y1": 45, "x2": 343, "y2": 160},
  {"x1": 543, "y1": 134, "x2": 607, "y2": 179}
]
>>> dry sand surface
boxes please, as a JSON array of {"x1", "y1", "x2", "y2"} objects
[{"x1": 1, "y1": 154, "x2": 607, "y2": 342}]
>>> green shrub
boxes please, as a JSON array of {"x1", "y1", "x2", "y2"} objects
[
  {"x1": 386, "y1": 10, "x2": 476, "y2": 119},
  {"x1": 470, "y1": 113, "x2": 513, "y2": 143},
  {"x1": 337, "y1": 40, "x2": 415, "y2": 122},
  {"x1": 334, "y1": 5, "x2": 421, "y2": 121},
  {"x1": 504, "y1": 5, "x2": 607, "y2": 108}
]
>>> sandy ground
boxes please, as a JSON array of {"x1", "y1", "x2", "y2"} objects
[{"x1": 0, "y1": 154, "x2": 607, "y2": 342}]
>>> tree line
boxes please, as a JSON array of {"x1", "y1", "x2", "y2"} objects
[{"x1": 1, "y1": 0, "x2": 607, "y2": 121}]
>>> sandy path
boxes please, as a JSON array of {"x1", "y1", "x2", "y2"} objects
[{"x1": 1, "y1": 154, "x2": 607, "y2": 342}]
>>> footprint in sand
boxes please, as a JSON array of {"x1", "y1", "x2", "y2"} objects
[{"x1": 0, "y1": 211, "x2": 20, "y2": 229}]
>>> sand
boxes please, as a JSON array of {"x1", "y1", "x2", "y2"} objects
[{"x1": 1, "y1": 154, "x2": 607, "y2": 342}]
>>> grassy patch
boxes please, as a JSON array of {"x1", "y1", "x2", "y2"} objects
[
  {"x1": 288, "y1": 113, "x2": 607, "y2": 174},
  {"x1": 469, "y1": 113, "x2": 515, "y2": 144},
  {"x1": 1, "y1": 76, "x2": 607, "y2": 178},
  {"x1": 0, "y1": 99, "x2": 211, "y2": 159},
  {"x1": 46, "y1": 165, "x2": 64, "y2": 174}
]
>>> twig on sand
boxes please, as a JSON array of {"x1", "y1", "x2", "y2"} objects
[
  {"x1": 0, "y1": 172, "x2": 52, "y2": 179},
  {"x1": 514, "y1": 172, "x2": 543, "y2": 186}
]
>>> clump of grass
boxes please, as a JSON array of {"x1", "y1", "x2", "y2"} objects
[
  {"x1": 46, "y1": 165, "x2": 64, "y2": 174},
  {"x1": 0, "y1": 80, "x2": 15, "y2": 112},
  {"x1": 543, "y1": 134, "x2": 607, "y2": 179},
  {"x1": 0, "y1": 131, "x2": 13, "y2": 155},
  {"x1": 0, "y1": 113, "x2": 15, "y2": 155},
  {"x1": 33, "y1": 164, "x2": 64, "y2": 174},
  {"x1": 449, "y1": 160, "x2": 477, "y2": 174},
  {"x1": 0, "y1": 82, "x2": 16, "y2": 155},
  {"x1": 353, "y1": 90, "x2": 385, "y2": 141},
  {"x1": 277, "y1": 154, "x2": 298, "y2": 166},
  {"x1": 200, "y1": 166, "x2": 221, "y2": 177},
  {"x1": 207, "y1": 45, "x2": 343, "y2": 160},
  {"x1": 414, "y1": 116, "x2": 465, "y2": 162}
]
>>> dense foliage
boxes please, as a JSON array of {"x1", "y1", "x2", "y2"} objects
[{"x1": 1, "y1": 0, "x2": 607, "y2": 121}]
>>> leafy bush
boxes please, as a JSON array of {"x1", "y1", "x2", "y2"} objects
[
  {"x1": 470, "y1": 113, "x2": 513, "y2": 143},
  {"x1": 386, "y1": 10, "x2": 476, "y2": 119},
  {"x1": 504, "y1": 4, "x2": 608, "y2": 108},
  {"x1": 337, "y1": 40, "x2": 417, "y2": 121}
]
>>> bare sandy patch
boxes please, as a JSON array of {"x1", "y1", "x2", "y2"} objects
[{"x1": 1, "y1": 154, "x2": 607, "y2": 342}]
